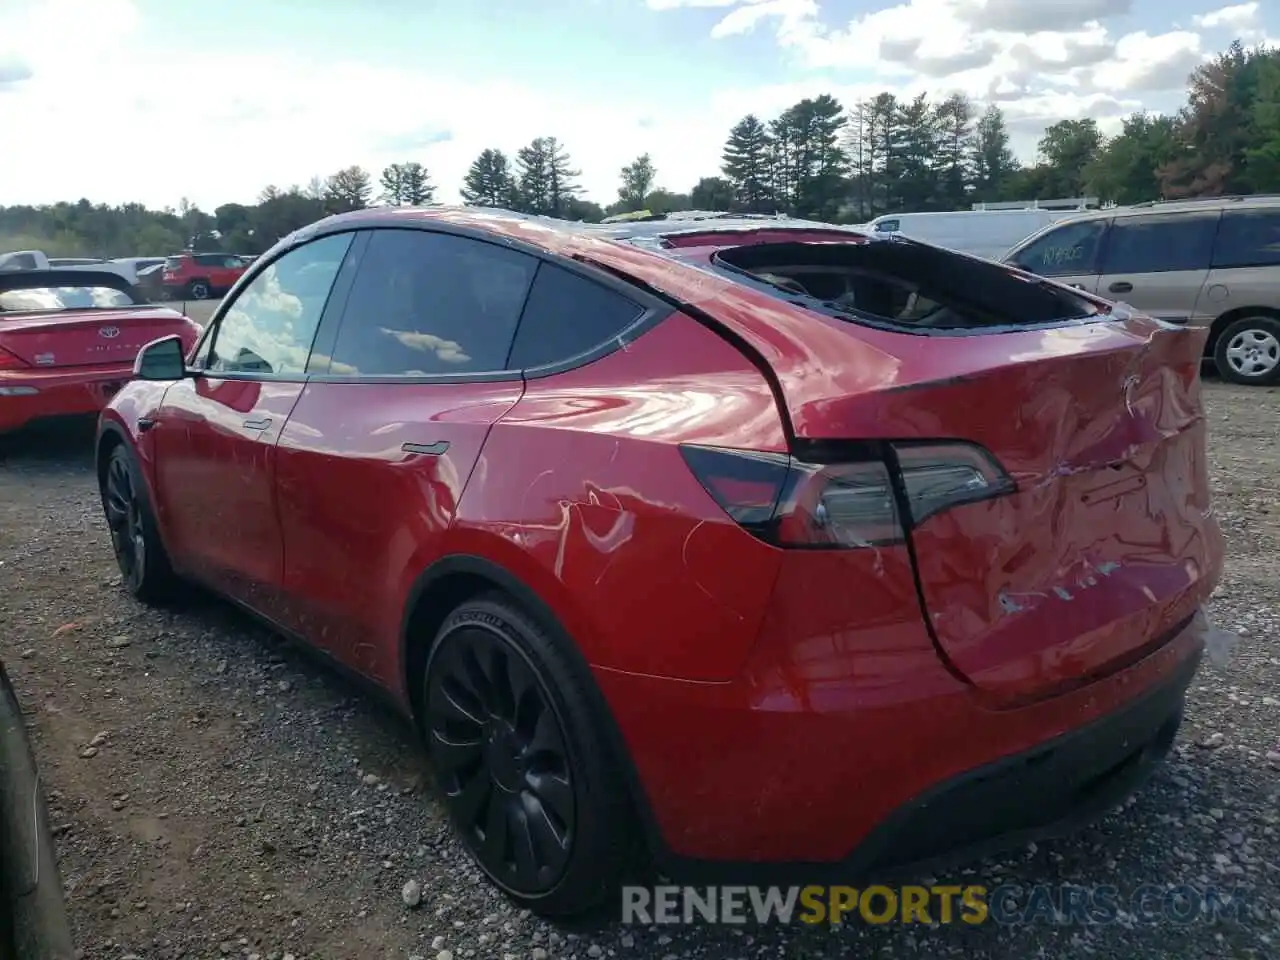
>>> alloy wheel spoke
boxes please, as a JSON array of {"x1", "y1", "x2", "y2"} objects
[
  {"x1": 525, "y1": 769, "x2": 573, "y2": 827},
  {"x1": 521, "y1": 791, "x2": 572, "y2": 868},
  {"x1": 449, "y1": 769, "x2": 492, "y2": 830},
  {"x1": 482, "y1": 793, "x2": 511, "y2": 866},
  {"x1": 509, "y1": 803, "x2": 541, "y2": 889},
  {"x1": 429, "y1": 727, "x2": 484, "y2": 778}
]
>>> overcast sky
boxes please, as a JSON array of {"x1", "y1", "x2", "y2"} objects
[{"x1": 0, "y1": 0, "x2": 1276, "y2": 211}]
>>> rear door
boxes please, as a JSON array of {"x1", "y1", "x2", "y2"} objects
[
  {"x1": 1094, "y1": 210, "x2": 1220, "y2": 323},
  {"x1": 150, "y1": 231, "x2": 359, "y2": 613},
  {"x1": 272, "y1": 227, "x2": 538, "y2": 684},
  {"x1": 1003, "y1": 216, "x2": 1109, "y2": 293},
  {"x1": 1205, "y1": 207, "x2": 1280, "y2": 317}
]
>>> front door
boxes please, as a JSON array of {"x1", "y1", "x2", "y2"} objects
[
  {"x1": 272, "y1": 227, "x2": 540, "y2": 685},
  {"x1": 149, "y1": 231, "x2": 359, "y2": 613},
  {"x1": 1006, "y1": 216, "x2": 1110, "y2": 294}
]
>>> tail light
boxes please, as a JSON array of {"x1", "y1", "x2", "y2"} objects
[
  {"x1": 0, "y1": 347, "x2": 28, "y2": 371},
  {"x1": 679, "y1": 441, "x2": 1014, "y2": 549}
]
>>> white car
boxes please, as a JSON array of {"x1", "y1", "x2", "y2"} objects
[{"x1": 0, "y1": 250, "x2": 136, "y2": 283}]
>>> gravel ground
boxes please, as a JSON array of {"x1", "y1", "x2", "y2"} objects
[{"x1": 0, "y1": 382, "x2": 1278, "y2": 960}]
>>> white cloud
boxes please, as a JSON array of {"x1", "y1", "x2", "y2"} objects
[
  {"x1": 653, "y1": 0, "x2": 1215, "y2": 155},
  {"x1": 1192, "y1": 3, "x2": 1258, "y2": 29},
  {"x1": 0, "y1": 0, "x2": 752, "y2": 210}
]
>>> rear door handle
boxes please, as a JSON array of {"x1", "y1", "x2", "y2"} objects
[
  {"x1": 1108, "y1": 281, "x2": 1133, "y2": 294},
  {"x1": 243, "y1": 417, "x2": 272, "y2": 430},
  {"x1": 137, "y1": 417, "x2": 157, "y2": 433}
]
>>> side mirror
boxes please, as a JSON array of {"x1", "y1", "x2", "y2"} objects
[{"x1": 133, "y1": 335, "x2": 187, "y2": 381}]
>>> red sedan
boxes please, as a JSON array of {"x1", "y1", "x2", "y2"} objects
[
  {"x1": 96, "y1": 208, "x2": 1224, "y2": 917},
  {"x1": 0, "y1": 270, "x2": 201, "y2": 438}
]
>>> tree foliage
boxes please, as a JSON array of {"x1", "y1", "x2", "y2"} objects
[{"x1": 6, "y1": 40, "x2": 1280, "y2": 259}]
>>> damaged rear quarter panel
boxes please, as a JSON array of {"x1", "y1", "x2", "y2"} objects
[{"x1": 447, "y1": 312, "x2": 789, "y2": 682}]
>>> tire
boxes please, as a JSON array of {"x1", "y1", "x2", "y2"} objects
[
  {"x1": 1214, "y1": 315, "x2": 1280, "y2": 386},
  {"x1": 99, "y1": 443, "x2": 180, "y2": 603},
  {"x1": 187, "y1": 280, "x2": 211, "y2": 300},
  {"x1": 422, "y1": 593, "x2": 636, "y2": 917}
]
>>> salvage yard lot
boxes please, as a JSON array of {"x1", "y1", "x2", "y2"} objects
[{"x1": 1, "y1": 383, "x2": 1278, "y2": 960}]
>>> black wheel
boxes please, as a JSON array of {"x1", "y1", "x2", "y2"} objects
[
  {"x1": 187, "y1": 280, "x2": 211, "y2": 300},
  {"x1": 100, "y1": 443, "x2": 178, "y2": 603},
  {"x1": 423, "y1": 594, "x2": 635, "y2": 917},
  {"x1": 1214, "y1": 315, "x2": 1280, "y2": 386}
]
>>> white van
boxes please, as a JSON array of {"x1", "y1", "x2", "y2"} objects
[{"x1": 865, "y1": 209, "x2": 1082, "y2": 260}]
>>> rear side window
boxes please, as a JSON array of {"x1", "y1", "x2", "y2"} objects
[
  {"x1": 1212, "y1": 210, "x2": 1280, "y2": 269},
  {"x1": 1100, "y1": 213, "x2": 1218, "y2": 274},
  {"x1": 329, "y1": 229, "x2": 537, "y2": 376},
  {"x1": 1009, "y1": 219, "x2": 1107, "y2": 277},
  {"x1": 874, "y1": 219, "x2": 899, "y2": 233},
  {"x1": 507, "y1": 263, "x2": 645, "y2": 369}
]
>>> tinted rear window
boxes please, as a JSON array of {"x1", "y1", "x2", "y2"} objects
[
  {"x1": 1212, "y1": 209, "x2": 1280, "y2": 269},
  {"x1": 0, "y1": 285, "x2": 137, "y2": 311},
  {"x1": 1100, "y1": 213, "x2": 1218, "y2": 274},
  {"x1": 507, "y1": 263, "x2": 645, "y2": 369}
]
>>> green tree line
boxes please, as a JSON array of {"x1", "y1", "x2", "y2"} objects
[{"x1": 4, "y1": 41, "x2": 1278, "y2": 259}]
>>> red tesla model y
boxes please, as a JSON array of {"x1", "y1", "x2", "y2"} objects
[{"x1": 96, "y1": 208, "x2": 1224, "y2": 917}]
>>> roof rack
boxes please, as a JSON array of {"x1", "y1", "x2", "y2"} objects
[{"x1": 1128, "y1": 194, "x2": 1280, "y2": 208}]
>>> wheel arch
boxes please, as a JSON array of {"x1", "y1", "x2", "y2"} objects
[
  {"x1": 397, "y1": 551, "x2": 667, "y2": 861},
  {"x1": 1207, "y1": 305, "x2": 1280, "y2": 355}
]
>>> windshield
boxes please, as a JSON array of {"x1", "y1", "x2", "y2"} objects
[{"x1": 0, "y1": 285, "x2": 138, "y2": 312}]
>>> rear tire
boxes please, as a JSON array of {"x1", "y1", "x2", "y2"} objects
[
  {"x1": 1214, "y1": 315, "x2": 1280, "y2": 386},
  {"x1": 421, "y1": 593, "x2": 635, "y2": 918},
  {"x1": 99, "y1": 443, "x2": 180, "y2": 604}
]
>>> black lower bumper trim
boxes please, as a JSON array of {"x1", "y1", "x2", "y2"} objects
[{"x1": 659, "y1": 645, "x2": 1202, "y2": 886}]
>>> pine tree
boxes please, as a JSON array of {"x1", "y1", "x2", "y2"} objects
[
  {"x1": 721, "y1": 114, "x2": 775, "y2": 213},
  {"x1": 461, "y1": 149, "x2": 518, "y2": 207}
]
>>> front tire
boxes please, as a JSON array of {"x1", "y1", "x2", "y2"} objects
[
  {"x1": 99, "y1": 443, "x2": 179, "y2": 603},
  {"x1": 422, "y1": 593, "x2": 635, "y2": 917},
  {"x1": 187, "y1": 280, "x2": 211, "y2": 300},
  {"x1": 1215, "y1": 315, "x2": 1280, "y2": 385}
]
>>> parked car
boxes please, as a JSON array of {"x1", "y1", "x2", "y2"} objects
[
  {"x1": 865, "y1": 208, "x2": 1084, "y2": 259},
  {"x1": 0, "y1": 269, "x2": 201, "y2": 437},
  {"x1": 1004, "y1": 194, "x2": 1280, "y2": 385},
  {"x1": 159, "y1": 252, "x2": 250, "y2": 301},
  {"x1": 1, "y1": 659, "x2": 75, "y2": 959},
  {"x1": 133, "y1": 262, "x2": 167, "y2": 302},
  {"x1": 98, "y1": 207, "x2": 1223, "y2": 917},
  {"x1": 0, "y1": 250, "x2": 134, "y2": 283}
]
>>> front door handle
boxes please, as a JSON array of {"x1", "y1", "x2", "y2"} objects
[
  {"x1": 137, "y1": 417, "x2": 157, "y2": 433},
  {"x1": 243, "y1": 417, "x2": 272, "y2": 430},
  {"x1": 1109, "y1": 281, "x2": 1134, "y2": 294}
]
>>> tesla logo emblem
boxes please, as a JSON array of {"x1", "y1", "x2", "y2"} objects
[{"x1": 98, "y1": 326, "x2": 121, "y2": 339}]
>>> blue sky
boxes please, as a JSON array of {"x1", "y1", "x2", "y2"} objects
[{"x1": 0, "y1": 0, "x2": 1276, "y2": 212}]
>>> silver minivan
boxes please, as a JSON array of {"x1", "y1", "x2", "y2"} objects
[{"x1": 1004, "y1": 196, "x2": 1280, "y2": 385}]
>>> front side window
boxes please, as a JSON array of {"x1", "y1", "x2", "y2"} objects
[
  {"x1": 1212, "y1": 209, "x2": 1280, "y2": 269},
  {"x1": 1100, "y1": 212, "x2": 1218, "y2": 274},
  {"x1": 327, "y1": 229, "x2": 537, "y2": 377},
  {"x1": 1008, "y1": 219, "x2": 1108, "y2": 277},
  {"x1": 205, "y1": 232, "x2": 355, "y2": 376}
]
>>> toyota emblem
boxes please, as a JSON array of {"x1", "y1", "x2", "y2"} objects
[{"x1": 98, "y1": 326, "x2": 121, "y2": 339}]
